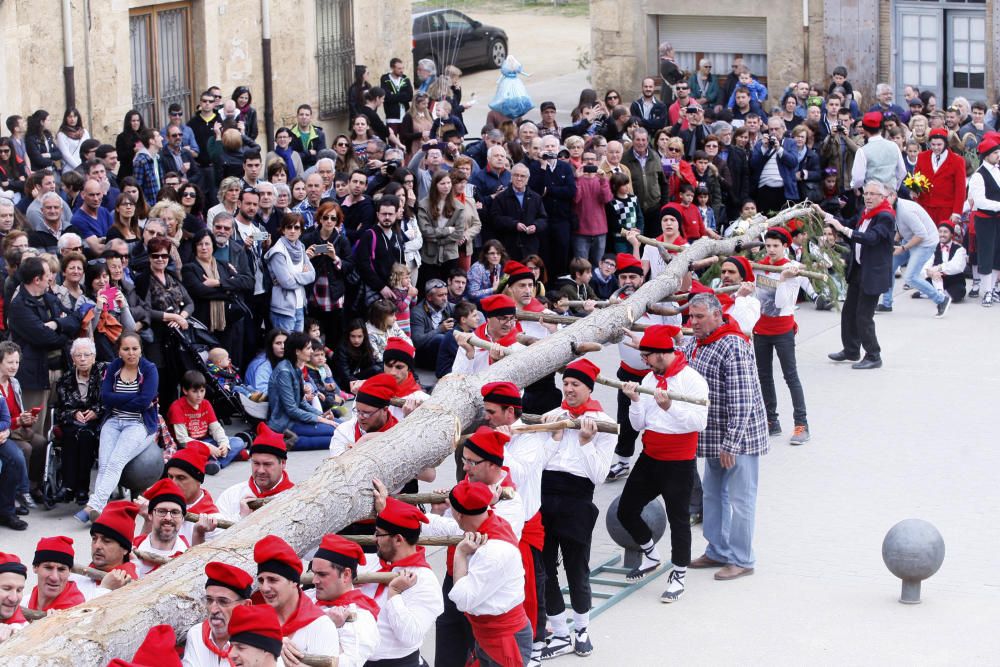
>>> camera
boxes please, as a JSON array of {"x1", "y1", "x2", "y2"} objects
[
  {"x1": 385, "y1": 159, "x2": 401, "y2": 175},
  {"x1": 542, "y1": 152, "x2": 558, "y2": 160},
  {"x1": 583, "y1": 165, "x2": 598, "y2": 174}
]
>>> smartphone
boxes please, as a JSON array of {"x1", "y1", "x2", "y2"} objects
[
  {"x1": 583, "y1": 165, "x2": 599, "y2": 174},
  {"x1": 99, "y1": 287, "x2": 119, "y2": 304},
  {"x1": 312, "y1": 243, "x2": 330, "y2": 254},
  {"x1": 30, "y1": 406, "x2": 42, "y2": 417},
  {"x1": 253, "y1": 229, "x2": 271, "y2": 242}
]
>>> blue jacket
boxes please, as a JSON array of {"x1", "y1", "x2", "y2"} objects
[
  {"x1": 101, "y1": 357, "x2": 160, "y2": 435},
  {"x1": 267, "y1": 360, "x2": 321, "y2": 432},
  {"x1": 727, "y1": 79, "x2": 768, "y2": 109},
  {"x1": 750, "y1": 137, "x2": 800, "y2": 201}
]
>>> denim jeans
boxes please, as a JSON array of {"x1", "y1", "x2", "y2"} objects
[
  {"x1": 271, "y1": 308, "x2": 305, "y2": 333},
  {"x1": 0, "y1": 439, "x2": 28, "y2": 515},
  {"x1": 288, "y1": 421, "x2": 336, "y2": 450},
  {"x1": 702, "y1": 455, "x2": 760, "y2": 569},
  {"x1": 213, "y1": 436, "x2": 248, "y2": 469},
  {"x1": 753, "y1": 330, "x2": 808, "y2": 426},
  {"x1": 571, "y1": 234, "x2": 606, "y2": 269},
  {"x1": 882, "y1": 245, "x2": 944, "y2": 306},
  {"x1": 89, "y1": 416, "x2": 154, "y2": 512}
]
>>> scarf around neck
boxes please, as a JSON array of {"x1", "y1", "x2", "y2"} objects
[
  {"x1": 197, "y1": 255, "x2": 226, "y2": 332},
  {"x1": 279, "y1": 236, "x2": 305, "y2": 264},
  {"x1": 249, "y1": 470, "x2": 294, "y2": 498},
  {"x1": 274, "y1": 145, "x2": 297, "y2": 180},
  {"x1": 652, "y1": 351, "x2": 689, "y2": 390},
  {"x1": 560, "y1": 398, "x2": 602, "y2": 418},
  {"x1": 693, "y1": 317, "x2": 750, "y2": 357}
]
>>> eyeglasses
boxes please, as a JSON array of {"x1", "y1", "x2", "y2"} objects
[
  {"x1": 168, "y1": 133, "x2": 181, "y2": 138},
  {"x1": 203, "y1": 595, "x2": 239, "y2": 609},
  {"x1": 72, "y1": 351, "x2": 95, "y2": 358},
  {"x1": 214, "y1": 225, "x2": 233, "y2": 231},
  {"x1": 120, "y1": 201, "x2": 136, "y2": 207},
  {"x1": 285, "y1": 224, "x2": 302, "y2": 231},
  {"x1": 182, "y1": 191, "x2": 197, "y2": 198},
  {"x1": 703, "y1": 65, "x2": 713, "y2": 69},
  {"x1": 321, "y1": 214, "x2": 338, "y2": 221},
  {"x1": 200, "y1": 99, "x2": 214, "y2": 104},
  {"x1": 352, "y1": 406, "x2": 383, "y2": 419},
  {"x1": 666, "y1": 147, "x2": 681, "y2": 153},
  {"x1": 676, "y1": 86, "x2": 689, "y2": 91},
  {"x1": 152, "y1": 508, "x2": 183, "y2": 518},
  {"x1": 373, "y1": 531, "x2": 391, "y2": 539},
  {"x1": 65, "y1": 245, "x2": 83, "y2": 252},
  {"x1": 150, "y1": 253, "x2": 169, "y2": 260},
  {"x1": 87, "y1": 258, "x2": 107, "y2": 266},
  {"x1": 461, "y1": 456, "x2": 487, "y2": 467}
]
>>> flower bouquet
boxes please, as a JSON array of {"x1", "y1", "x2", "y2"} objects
[{"x1": 904, "y1": 171, "x2": 933, "y2": 197}]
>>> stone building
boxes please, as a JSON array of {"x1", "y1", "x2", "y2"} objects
[
  {"x1": 591, "y1": 0, "x2": 998, "y2": 110},
  {"x1": 0, "y1": 0, "x2": 411, "y2": 147}
]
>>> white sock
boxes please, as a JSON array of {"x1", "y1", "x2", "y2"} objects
[
  {"x1": 573, "y1": 611, "x2": 590, "y2": 631},
  {"x1": 667, "y1": 567, "x2": 686, "y2": 593},
  {"x1": 673, "y1": 566, "x2": 687, "y2": 578},
  {"x1": 549, "y1": 612, "x2": 568, "y2": 637},
  {"x1": 638, "y1": 540, "x2": 661, "y2": 568},
  {"x1": 640, "y1": 539, "x2": 655, "y2": 552},
  {"x1": 616, "y1": 455, "x2": 630, "y2": 466},
  {"x1": 982, "y1": 273, "x2": 995, "y2": 293},
  {"x1": 973, "y1": 267, "x2": 981, "y2": 281}
]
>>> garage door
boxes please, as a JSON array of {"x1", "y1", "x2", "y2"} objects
[{"x1": 656, "y1": 15, "x2": 768, "y2": 83}]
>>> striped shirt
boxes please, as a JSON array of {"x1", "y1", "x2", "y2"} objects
[{"x1": 111, "y1": 375, "x2": 142, "y2": 421}]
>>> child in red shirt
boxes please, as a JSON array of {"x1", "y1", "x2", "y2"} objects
[
  {"x1": 165, "y1": 370, "x2": 246, "y2": 472},
  {"x1": 675, "y1": 182, "x2": 720, "y2": 241}
]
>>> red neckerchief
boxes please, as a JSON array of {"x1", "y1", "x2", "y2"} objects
[
  {"x1": 692, "y1": 317, "x2": 750, "y2": 358},
  {"x1": 2, "y1": 606, "x2": 25, "y2": 625},
  {"x1": 655, "y1": 234, "x2": 686, "y2": 254},
  {"x1": 447, "y1": 473, "x2": 517, "y2": 575},
  {"x1": 758, "y1": 256, "x2": 789, "y2": 267},
  {"x1": 521, "y1": 298, "x2": 545, "y2": 313},
  {"x1": 189, "y1": 490, "x2": 219, "y2": 515},
  {"x1": 861, "y1": 200, "x2": 894, "y2": 223},
  {"x1": 394, "y1": 373, "x2": 422, "y2": 397},
  {"x1": 717, "y1": 293, "x2": 735, "y2": 310},
  {"x1": 560, "y1": 398, "x2": 603, "y2": 418},
  {"x1": 474, "y1": 322, "x2": 521, "y2": 361},
  {"x1": 249, "y1": 471, "x2": 295, "y2": 498},
  {"x1": 477, "y1": 510, "x2": 520, "y2": 548},
  {"x1": 316, "y1": 588, "x2": 381, "y2": 621},
  {"x1": 201, "y1": 619, "x2": 233, "y2": 665},
  {"x1": 652, "y1": 352, "x2": 689, "y2": 390},
  {"x1": 28, "y1": 579, "x2": 85, "y2": 611},
  {"x1": 354, "y1": 411, "x2": 398, "y2": 441},
  {"x1": 90, "y1": 561, "x2": 139, "y2": 579},
  {"x1": 249, "y1": 590, "x2": 325, "y2": 638},
  {"x1": 374, "y1": 547, "x2": 431, "y2": 599}
]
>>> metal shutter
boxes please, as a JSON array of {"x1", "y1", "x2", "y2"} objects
[{"x1": 656, "y1": 15, "x2": 767, "y2": 54}]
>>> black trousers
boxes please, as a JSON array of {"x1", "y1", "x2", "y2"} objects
[
  {"x1": 365, "y1": 651, "x2": 422, "y2": 667},
  {"x1": 755, "y1": 185, "x2": 787, "y2": 215},
  {"x1": 754, "y1": 330, "x2": 808, "y2": 426},
  {"x1": 542, "y1": 496, "x2": 597, "y2": 617},
  {"x1": 435, "y1": 574, "x2": 475, "y2": 667},
  {"x1": 689, "y1": 464, "x2": 703, "y2": 515},
  {"x1": 60, "y1": 423, "x2": 99, "y2": 494},
  {"x1": 943, "y1": 280, "x2": 967, "y2": 303},
  {"x1": 616, "y1": 455, "x2": 694, "y2": 567},
  {"x1": 840, "y1": 276, "x2": 881, "y2": 359},
  {"x1": 545, "y1": 218, "x2": 572, "y2": 279},
  {"x1": 614, "y1": 366, "x2": 646, "y2": 458},
  {"x1": 530, "y1": 545, "x2": 546, "y2": 642}
]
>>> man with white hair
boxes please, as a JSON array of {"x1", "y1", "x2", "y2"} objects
[
  {"x1": 416, "y1": 58, "x2": 437, "y2": 94},
  {"x1": 28, "y1": 192, "x2": 69, "y2": 254},
  {"x1": 469, "y1": 145, "x2": 511, "y2": 204},
  {"x1": 0, "y1": 198, "x2": 17, "y2": 235},
  {"x1": 314, "y1": 158, "x2": 336, "y2": 198},
  {"x1": 868, "y1": 83, "x2": 909, "y2": 123},
  {"x1": 56, "y1": 232, "x2": 84, "y2": 257}
]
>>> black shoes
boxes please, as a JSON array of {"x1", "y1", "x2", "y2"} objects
[
  {"x1": 935, "y1": 296, "x2": 951, "y2": 319},
  {"x1": 0, "y1": 514, "x2": 28, "y2": 530},
  {"x1": 767, "y1": 421, "x2": 782, "y2": 436},
  {"x1": 828, "y1": 350, "x2": 861, "y2": 362},
  {"x1": 851, "y1": 357, "x2": 883, "y2": 370},
  {"x1": 875, "y1": 304, "x2": 892, "y2": 313}
]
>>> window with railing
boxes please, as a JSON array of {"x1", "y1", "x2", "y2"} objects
[
  {"x1": 316, "y1": 0, "x2": 356, "y2": 119},
  {"x1": 129, "y1": 2, "x2": 194, "y2": 129}
]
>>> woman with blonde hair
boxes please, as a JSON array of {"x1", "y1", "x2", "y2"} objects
[
  {"x1": 399, "y1": 92, "x2": 433, "y2": 156},
  {"x1": 655, "y1": 132, "x2": 696, "y2": 202},
  {"x1": 147, "y1": 199, "x2": 185, "y2": 267},
  {"x1": 205, "y1": 176, "x2": 242, "y2": 227},
  {"x1": 908, "y1": 114, "x2": 930, "y2": 150}
]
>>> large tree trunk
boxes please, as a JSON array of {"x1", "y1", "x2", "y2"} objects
[{"x1": 0, "y1": 206, "x2": 807, "y2": 665}]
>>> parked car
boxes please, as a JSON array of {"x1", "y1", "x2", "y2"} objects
[{"x1": 412, "y1": 9, "x2": 508, "y2": 72}]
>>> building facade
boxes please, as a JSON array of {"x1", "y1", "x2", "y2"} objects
[
  {"x1": 592, "y1": 0, "x2": 997, "y2": 110},
  {"x1": 0, "y1": 0, "x2": 411, "y2": 147}
]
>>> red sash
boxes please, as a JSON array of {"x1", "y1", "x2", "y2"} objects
[
  {"x1": 250, "y1": 590, "x2": 326, "y2": 638},
  {"x1": 249, "y1": 471, "x2": 295, "y2": 498},
  {"x1": 641, "y1": 431, "x2": 699, "y2": 460},
  {"x1": 560, "y1": 399, "x2": 603, "y2": 418},
  {"x1": 354, "y1": 411, "x2": 399, "y2": 441},
  {"x1": 753, "y1": 256, "x2": 797, "y2": 336},
  {"x1": 316, "y1": 588, "x2": 381, "y2": 621},
  {"x1": 518, "y1": 511, "x2": 544, "y2": 630},
  {"x1": 27, "y1": 579, "x2": 85, "y2": 611},
  {"x1": 373, "y1": 547, "x2": 432, "y2": 599},
  {"x1": 200, "y1": 620, "x2": 233, "y2": 665},
  {"x1": 692, "y1": 317, "x2": 749, "y2": 358},
  {"x1": 189, "y1": 490, "x2": 220, "y2": 515},
  {"x1": 619, "y1": 361, "x2": 650, "y2": 377}
]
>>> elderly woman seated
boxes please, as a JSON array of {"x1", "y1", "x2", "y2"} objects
[{"x1": 54, "y1": 337, "x2": 105, "y2": 505}]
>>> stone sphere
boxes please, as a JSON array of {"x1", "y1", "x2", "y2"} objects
[
  {"x1": 121, "y1": 439, "x2": 166, "y2": 497},
  {"x1": 606, "y1": 494, "x2": 667, "y2": 550},
  {"x1": 882, "y1": 518, "x2": 946, "y2": 582}
]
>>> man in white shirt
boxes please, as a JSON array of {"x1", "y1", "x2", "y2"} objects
[
  {"x1": 921, "y1": 221, "x2": 968, "y2": 303},
  {"x1": 505, "y1": 260, "x2": 562, "y2": 416},
  {"x1": 182, "y1": 562, "x2": 253, "y2": 667},
  {"x1": 132, "y1": 478, "x2": 189, "y2": 577},
  {"x1": 716, "y1": 256, "x2": 761, "y2": 335},
  {"x1": 878, "y1": 190, "x2": 950, "y2": 316},
  {"x1": 453, "y1": 294, "x2": 523, "y2": 374},
  {"x1": 215, "y1": 424, "x2": 294, "y2": 523}
]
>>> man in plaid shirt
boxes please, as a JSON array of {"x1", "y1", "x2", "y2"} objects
[{"x1": 681, "y1": 293, "x2": 768, "y2": 581}]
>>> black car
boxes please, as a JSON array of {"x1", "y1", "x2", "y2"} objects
[{"x1": 412, "y1": 9, "x2": 508, "y2": 72}]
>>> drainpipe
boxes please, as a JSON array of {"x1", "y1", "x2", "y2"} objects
[
  {"x1": 62, "y1": 0, "x2": 76, "y2": 108},
  {"x1": 802, "y1": 0, "x2": 810, "y2": 81},
  {"x1": 261, "y1": 0, "x2": 274, "y2": 151}
]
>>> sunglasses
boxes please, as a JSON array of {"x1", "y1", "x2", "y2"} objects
[
  {"x1": 321, "y1": 214, "x2": 338, "y2": 221},
  {"x1": 676, "y1": 86, "x2": 689, "y2": 90},
  {"x1": 666, "y1": 147, "x2": 681, "y2": 153},
  {"x1": 170, "y1": 112, "x2": 183, "y2": 117},
  {"x1": 607, "y1": 94, "x2": 619, "y2": 99},
  {"x1": 336, "y1": 142, "x2": 349, "y2": 147},
  {"x1": 87, "y1": 258, "x2": 107, "y2": 265},
  {"x1": 150, "y1": 253, "x2": 169, "y2": 259},
  {"x1": 285, "y1": 224, "x2": 302, "y2": 231},
  {"x1": 0, "y1": 149, "x2": 10, "y2": 154},
  {"x1": 182, "y1": 191, "x2": 197, "y2": 197}
]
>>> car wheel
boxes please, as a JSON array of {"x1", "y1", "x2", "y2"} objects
[{"x1": 490, "y1": 39, "x2": 507, "y2": 69}]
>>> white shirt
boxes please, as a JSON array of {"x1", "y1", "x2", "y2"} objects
[
  {"x1": 305, "y1": 590, "x2": 380, "y2": 667},
  {"x1": 275, "y1": 613, "x2": 340, "y2": 667},
  {"x1": 357, "y1": 559, "x2": 443, "y2": 660},
  {"x1": 504, "y1": 426, "x2": 552, "y2": 519},
  {"x1": 541, "y1": 406, "x2": 617, "y2": 485},
  {"x1": 451, "y1": 334, "x2": 523, "y2": 375},
  {"x1": 69, "y1": 573, "x2": 111, "y2": 602},
  {"x1": 423, "y1": 476, "x2": 525, "y2": 541},
  {"x1": 726, "y1": 295, "x2": 761, "y2": 336},
  {"x1": 133, "y1": 533, "x2": 189, "y2": 578},
  {"x1": 968, "y1": 162, "x2": 1000, "y2": 213},
  {"x1": 182, "y1": 621, "x2": 230, "y2": 667},
  {"x1": 388, "y1": 389, "x2": 430, "y2": 422},
  {"x1": 449, "y1": 538, "x2": 525, "y2": 616},
  {"x1": 754, "y1": 261, "x2": 808, "y2": 318},
  {"x1": 628, "y1": 366, "x2": 709, "y2": 436},
  {"x1": 922, "y1": 243, "x2": 968, "y2": 278},
  {"x1": 216, "y1": 479, "x2": 290, "y2": 524}
]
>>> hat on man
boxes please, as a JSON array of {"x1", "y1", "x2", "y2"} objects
[
  {"x1": 659, "y1": 204, "x2": 687, "y2": 232},
  {"x1": 375, "y1": 496, "x2": 429, "y2": 542},
  {"x1": 481, "y1": 381, "x2": 522, "y2": 408},
  {"x1": 383, "y1": 337, "x2": 415, "y2": 369},
  {"x1": 908, "y1": 97, "x2": 924, "y2": 108},
  {"x1": 165, "y1": 441, "x2": 211, "y2": 483},
  {"x1": 862, "y1": 111, "x2": 884, "y2": 131},
  {"x1": 615, "y1": 253, "x2": 643, "y2": 276},
  {"x1": 228, "y1": 604, "x2": 283, "y2": 658},
  {"x1": 721, "y1": 256, "x2": 755, "y2": 282},
  {"x1": 481, "y1": 294, "x2": 516, "y2": 318},
  {"x1": 504, "y1": 260, "x2": 534, "y2": 286},
  {"x1": 250, "y1": 423, "x2": 288, "y2": 460},
  {"x1": 33, "y1": 536, "x2": 75, "y2": 569},
  {"x1": 108, "y1": 625, "x2": 181, "y2": 667},
  {"x1": 540, "y1": 101, "x2": 556, "y2": 112},
  {"x1": 356, "y1": 373, "x2": 397, "y2": 409},
  {"x1": 144, "y1": 478, "x2": 188, "y2": 516},
  {"x1": 314, "y1": 534, "x2": 367, "y2": 572},
  {"x1": 92, "y1": 501, "x2": 141, "y2": 553},
  {"x1": 563, "y1": 358, "x2": 600, "y2": 390},
  {"x1": 205, "y1": 561, "x2": 254, "y2": 599},
  {"x1": 928, "y1": 127, "x2": 948, "y2": 140},
  {"x1": 765, "y1": 226, "x2": 793, "y2": 245},
  {"x1": 639, "y1": 324, "x2": 681, "y2": 354},
  {"x1": 253, "y1": 535, "x2": 303, "y2": 584},
  {"x1": 0, "y1": 552, "x2": 27, "y2": 578},
  {"x1": 448, "y1": 480, "x2": 494, "y2": 516},
  {"x1": 463, "y1": 426, "x2": 509, "y2": 467},
  {"x1": 979, "y1": 134, "x2": 1000, "y2": 159}
]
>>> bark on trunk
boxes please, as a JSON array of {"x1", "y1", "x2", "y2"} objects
[{"x1": 0, "y1": 205, "x2": 809, "y2": 665}]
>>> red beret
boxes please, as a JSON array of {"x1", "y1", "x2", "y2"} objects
[
  {"x1": 107, "y1": 625, "x2": 181, "y2": 667},
  {"x1": 765, "y1": 226, "x2": 793, "y2": 245},
  {"x1": 937, "y1": 220, "x2": 956, "y2": 231},
  {"x1": 564, "y1": 358, "x2": 600, "y2": 390},
  {"x1": 251, "y1": 423, "x2": 288, "y2": 460},
  {"x1": 205, "y1": 561, "x2": 254, "y2": 599},
  {"x1": 356, "y1": 373, "x2": 398, "y2": 409},
  {"x1": 376, "y1": 496, "x2": 429, "y2": 541},
  {"x1": 33, "y1": 535, "x2": 75, "y2": 569},
  {"x1": 166, "y1": 440, "x2": 211, "y2": 483},
  {"x1": 640, "y1": 324, "x2": 681, "y2": 353},
  {"x1": 862, "y1": 111, "x2": 884, "y2": 130},
  {"x1": 928, "y1": 127, "x2": 948, "y2": 139},
  {"x1": 0, "y1": 552, "x2": 27, "y2": 578},
  {"x1": 481, "y1": 294, "x2": 517, "y2": 318},
  {"x1": 615, "y1": 252, "x2": 643, "y2": 275},
  {"x1": 504, "y1": 260, "x2": 534, "y2": 285},
  {"x1": 314, "y1": 534, "x2": 367, "y2": 571},
  {"x1": 481, "y1": 381, "x2": 522, "y2": 408},
  {"x1": 464, "y1": 426, "x2": 509, "y2": 466},
  {"x1": 449, "y1": 480, "x2": 494, "y2": 515},
  {"x1": 383, "y1": 337, "x2": 415, "y2": 368},
  {"x1": 92, "y1": 501, "x2": 140, "y2": 553},
  {"x1": 144, "y1": 478, "x2": 187, "y2": 516},
  {"x1": 722, "y1": 256, "x2": 755, "y2": 282},
  {"x1": 979, "y1": 134, "x2": 1000, "y2": 158},
  {"x1": 254, "y1": 535, "x2": 303, "y2": 583},
  {"x1": 228, "y1": 604, "x2": 283, "y2": 658}
]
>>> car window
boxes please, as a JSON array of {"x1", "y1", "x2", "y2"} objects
[
  {"x1": 441, "y1": 11, "x2": 471, "y2": 30},
  {"x1": 426, "y1": 14, "x2": 445, "y2": 31}
]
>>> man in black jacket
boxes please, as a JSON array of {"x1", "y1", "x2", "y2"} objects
[
  {"x1": 410, "y1": 279, "x2": 454, "y2": 370},
  {"x1": 380, "y1": 58, "x2": 413, "y2": 135},
  {"x1": 492, "y1": 164, "x2": 548, "y2": 261},
  {"x1": 353, "y1": 195, "x2": 405, "y2": 301},
  {"x1": 823, "y1": 182, "x2": 895, "y2": 369},
  {"x1": 535, "y1": 135, "x2": 577, "y2": 277},
  {"x1": 629, "y1": 78, "x2": 668, "y2": 134}
]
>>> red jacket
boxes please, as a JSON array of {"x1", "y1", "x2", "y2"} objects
[{"x1": 914, "y1": 150, "x2": 967, "y2": 217}]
